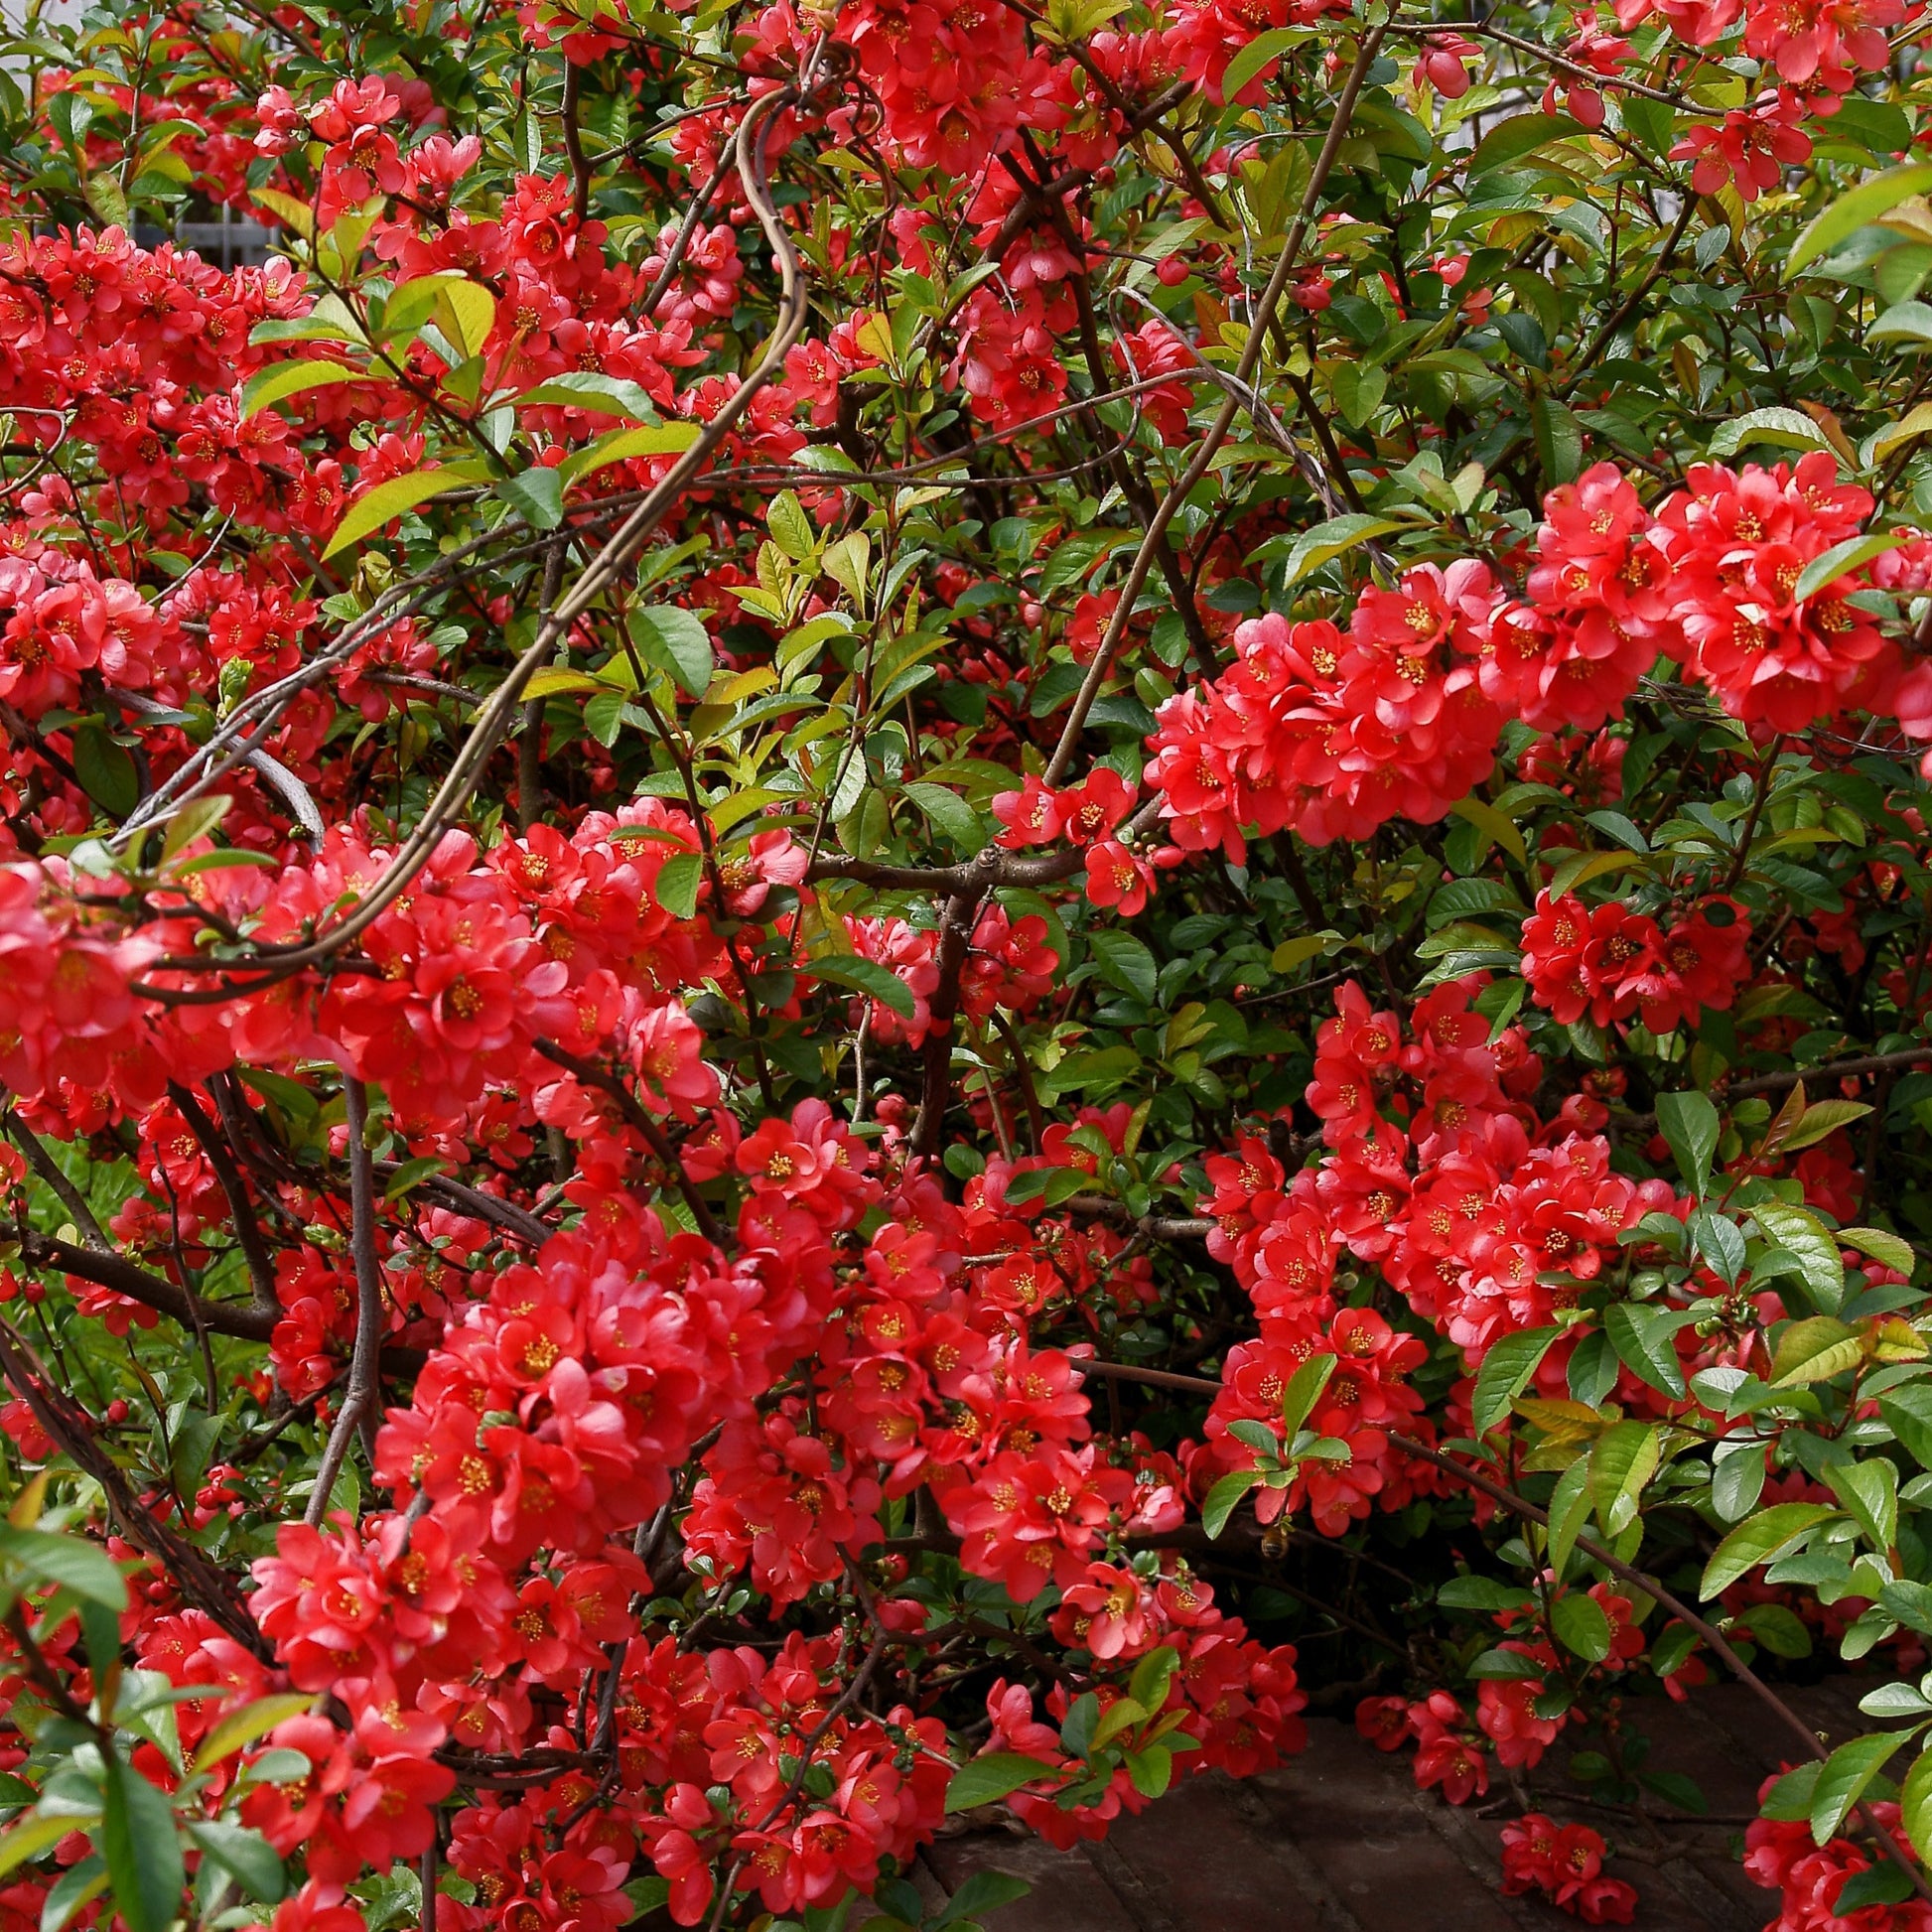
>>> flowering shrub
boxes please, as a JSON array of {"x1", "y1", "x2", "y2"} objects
[{"x1": 14, "y1": 1, "x2": 1932, "y2": 1931}]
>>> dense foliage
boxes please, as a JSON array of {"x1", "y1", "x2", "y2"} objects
[{"x1": 16, "y1": 0, "x2": 1932, "y2": 1926}]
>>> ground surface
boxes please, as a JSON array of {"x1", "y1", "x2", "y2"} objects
[{"x1": 919, "y1": 1680, "x2": 1874, "y2": 1931}]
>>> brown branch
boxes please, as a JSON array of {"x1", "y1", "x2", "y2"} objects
[{"x1": 306, "y1": 1076, "x2": 385, "y2": 1527}]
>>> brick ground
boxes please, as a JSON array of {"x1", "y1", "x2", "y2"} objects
[{"x1": 916, "y1": 1680, "x2": 1892, "y2": 1931}]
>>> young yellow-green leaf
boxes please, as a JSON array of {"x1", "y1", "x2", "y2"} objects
[
  {"x1": 1449, "y1": 794, "x2": 1526, "y2": 864},
  {"x1": 239, "y1": 359, "x2": 362, "y2": 419},
  {"x1": 322, "y1": 462, "x2": 492, "y2": 559},
  {"x1": 1772, "y1": 1315, "x2": 1863, "y2": 1386},
  {"x1": 557, "y1": 422, "x2": 702, "y2": 488},
  {"x1": 1701, "y1": 1502, "x2": 1842, "y2": 1599},
  {"x1": 0, "y1": 1809, "x2": 96, "y2": 1880},
  {"x1": 521, "y1": 669, "x2": 610, "y2": 702},
  {"x1": 250, "y1": 185, "x2": 315, "y2": 238},
  {"x1": 1788, "y1": 163, "x2": 1932, "y2": 276},
  {"x1": 1780, "y1": 1098, "x2": 1875, "y2": 1153},
  {"x1": 191, "y1": 1694, "x2": 318, "y2": 1774}
]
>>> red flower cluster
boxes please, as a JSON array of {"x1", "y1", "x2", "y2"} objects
[
  {"x1": 1521, "y1": 891, "x2": 1754, "y2": 1035},
  {"x1": 1744, "y1": 1778, "x2": 1932, "y2": 1931},
  {"x1": 1500, "y1": 1814, "x2": 1638, "y2": 1924}
]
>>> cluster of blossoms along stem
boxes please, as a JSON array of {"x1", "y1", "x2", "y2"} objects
[{"x1": 1147, "y1": 459, "x2": 1932, "y2": 857}]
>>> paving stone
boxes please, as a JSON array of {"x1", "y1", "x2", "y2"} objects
[
  {"x1": 1247, "y1": 1717, "x2": 1544, "y2": 1932},
  {"x1": 926, "y1": 1688, "x2": 1896, "y2": 1931},
  {"x1": 924, "y1": 1826, "x2": 1137, "y2": 1932}
]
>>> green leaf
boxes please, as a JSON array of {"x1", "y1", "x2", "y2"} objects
[
  {"x1": 1531, "y1": 394, "x2": 1584, "y2": 486},
  {"x1": 514, "y1": 371, "x2": 668, "y2": 420},
  {"x1": 158, "y1": 795, "x2": 232, "y2": 862},
  {"x1": 0, "y1": 1526, "x2": 127, "y2": 1610},
  {"x1": 1826, "y1": 1457, "x2": 1898, "y2": 1552},
  {"x1": 1794, "y1": 533, "x2": 1909, "y2": 604},
  {"x1": 322, "y1": 462, "x2": 491, "y2": 558},
  {"x1": 1884, "y1": 1385, "x2": 1932, "y2": 1468},
  {"x1": 1089, "y1": 930, "x2": 1158, "y2": 1006},
  {"x1": 627, "y1": 607, "x2": 715, "y2": 699},
  {"x1": 1740, "y1": 1602, "x2": 1814, "y2": 1659},
  {"x1": 1788, "y1": 164, "x2": 1932, "y2": 276},
  {"x1": 1812, "y1": 1730, "x2": 1911, "y2": 1845},
  {"x1": 943, "y1": 1752, "x2": 1055, "y2": 1813},
  {"x1": 1468, "y1": 111, "x2": 1582, "y2": 175},
  {"x1": 901, "y1": 780, "x2": 984, "y2": 851},
  {"x1": 812, "y1": 955, "x2": 917, "y2": 1022},
  {"x1": 382, "y1": 1156, "x2": 451, "y2": 1203},
  {"x1": 41, "y1": 1854, "x2": 106, "y2": 1932},
  {"x1": 935, "y1": 1872, "x2": 1033, "y2": 1929},
  {"x1": 1125, "y1": 1743, "x2": 1173, "y2": 1799},
  {"x1": 1280, "y1": 1353, "x2": 1337, "y2": 1438},
  {"x1": 1902, "y1": 1743, "x2": 1932, "y2": 1863},
  {"x1": 1604, "y1": 1302, "x2": 1695, "y2": 1399},
  {"x1": 1589, "y1": 1421, "x2": 1660, "y2": 1535},
  {"x1": 1216, "y1": 24, "x2": 1315, "y2": 100},
  {"x1": 101, "y1": 1759, "x2": 183, "y2": 1932},
  {"x1": 1127, "y1": 1646, "x2": 1179, "y2": 1715},
  {"x1": 1277, "y1": 514, "x2": 1406, "y2": 589},
  {"x1": 1201, "y1": 1469, "x2": 1261, "y2": 1540},
  {"x1": 239, "y1": 359, "x2": 362, "y2": 419},
  {"x1": 1844, "y1": 1227, "x2": 1918, "y2": 1279},
  {"x1": 1757, "y1": 1204, "x2": 1849, "y2": 1314},
  {"x1": 1472, "y1": 1325, "x2": 1563, "y2": 1436},
  {"x1": 183, "y1": 1820, "x2": 283, "y2": 1902},
  {"x1": 1551, "y1": 1591, "x2": 1613, "y2": 1663},
  {"x1": 1701, "y1": 1502, "x2": 1842, "y2": 1599},
  {"x1": 71, "y1": 727, "x2": 139, "y2": 820},
  {"x1": 497, "y1": 467, "x2": 564, "y2": 530},
  {"x1": 1656, "y1": 1089, "x2": 1720, "y2": 1196},
  {"x1": 1708, "y1": 407, "x2": 1834, "y2": 459},
  {"x1": 653, "y1": 851, "x2": 705, "y2": 921},
  {"x1": 1547, "y1": 1455, "x2": 1594, "y2": 1581}
]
